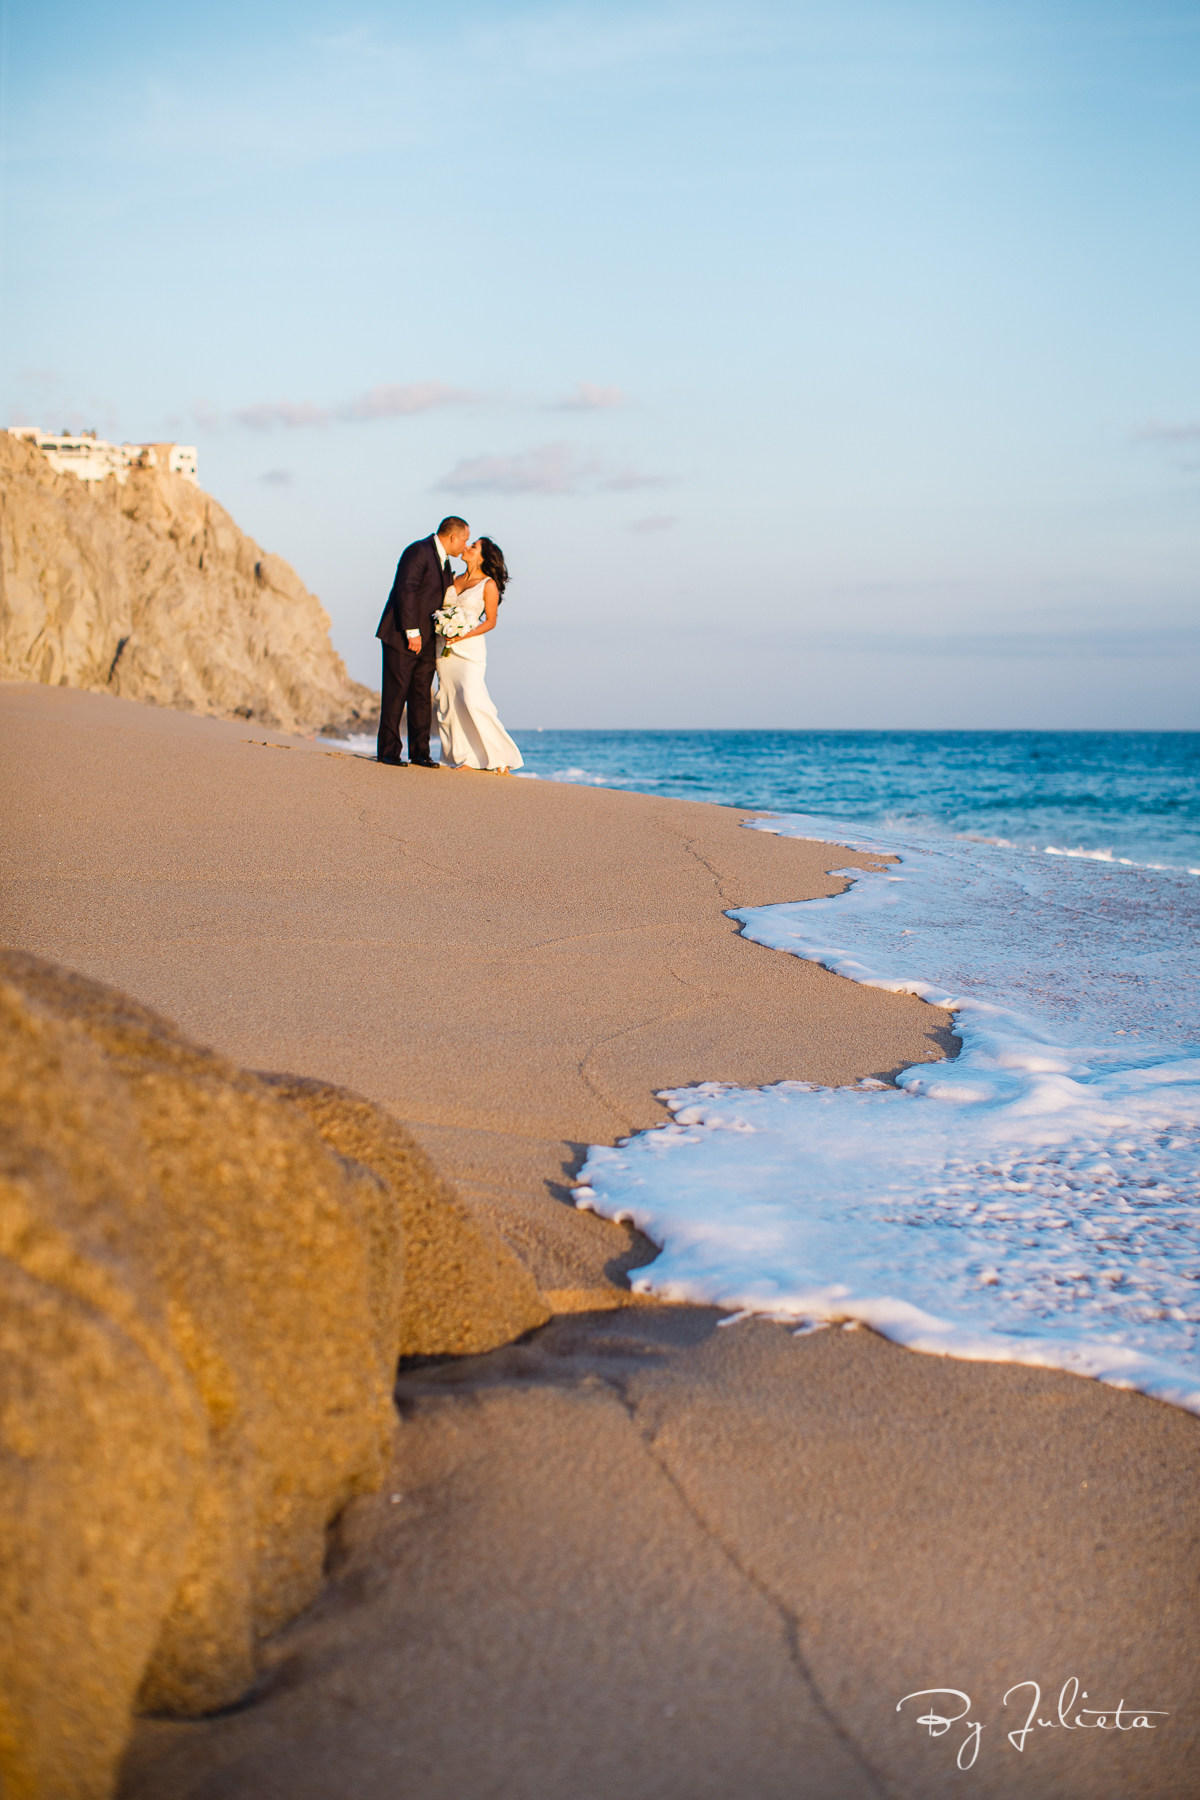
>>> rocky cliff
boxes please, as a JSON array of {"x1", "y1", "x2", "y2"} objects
[{"x1": 0, "y1": 432, "x2": 377, "y2": 733}]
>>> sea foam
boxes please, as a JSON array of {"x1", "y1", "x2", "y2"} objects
[{"x1": 575, "y1": 815, "x2": 1200, "y2": 1414}]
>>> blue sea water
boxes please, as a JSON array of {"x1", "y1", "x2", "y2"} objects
[{"x1": 506, "y1": 730, "x2": 1200, "y2": 874}]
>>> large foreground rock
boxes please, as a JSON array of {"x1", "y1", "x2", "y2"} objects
[
  {"x1": 0, "y1": 432, "x2": 376, "y2": 731},
  {"x1": 0, "y1": 951, "x2": 546, "y2": 1800}
]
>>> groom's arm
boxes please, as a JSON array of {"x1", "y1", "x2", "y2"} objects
[{"x1": 398, "y1": 544, "x2": 436, "y2": 643}]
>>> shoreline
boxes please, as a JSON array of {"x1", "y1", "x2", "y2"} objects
[
  {"x1": 4, "y1": 682, "x2": 1198, "y2": 1798},
  {"x1": 0, "y1": 681, "x2": 956, "y2": 1312},
  {"x1": 583, "y1": 815, "x2": 1200, "y2": 1419}
]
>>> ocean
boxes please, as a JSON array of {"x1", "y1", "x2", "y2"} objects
[
  {"x1": 336, "y1": 728, "x2": 1200, "y2": 1410},
  {"x1": 506, "y1": 728, "x2": 1200, "y2": 874}
]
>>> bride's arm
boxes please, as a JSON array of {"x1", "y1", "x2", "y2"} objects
[{"x1": 450, "y1": 579, "x2": 499, "y2": 641}]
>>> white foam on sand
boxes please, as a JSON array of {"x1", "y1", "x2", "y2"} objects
[
  {"x1": 317, "y1": 732, "x2": 384, "y2": 758},
  {"x1": 576, "y1": 814, "x2": 1200, "y2": 1414},
  {"x1": 319, "y1": 732, "x2": 421, "y2": 759}
]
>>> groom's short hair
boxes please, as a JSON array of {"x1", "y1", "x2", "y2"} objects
[{"x1": 437, "y1": 516, "x2": 468, "y2": 538}]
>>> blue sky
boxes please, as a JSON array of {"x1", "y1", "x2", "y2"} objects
[{"x1": 2, "y1": 0, "x2": 1197, "y2": 727}]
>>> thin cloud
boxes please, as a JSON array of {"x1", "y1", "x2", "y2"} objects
[
  {"x1": 340, "y1": 381, "x2": 471, "y2": 421},
  {"x1": 801, "y1": 627, "x2": 1200, "y2": 660},
  {"x1": 232, "y1": 381, "x2": 472, "y2": 431},
  {"x1": 435, "y1": 440, "x2": 668, "y2": 497},
  {"x1": 600, "y1": 467, "x2": 668, "y2": 491},
  {"x1": 551, "y1": 383, "x2": 627, "y2": 412},
  {"x1": 631, "y1": 514, "x2": 678, "y2": 532},
  {"x1": 436, "y1": 441, "x2": 598, "y2": 496},
  {"x1": 258, "y1": 468, "x2": 295, "y2": 486},
  {"x1": 237, "y1": 400, "x2": 329, "y2": 430},
  {"x1": 1133, "y1": 421, "x2": 1200, "y2": 444}
]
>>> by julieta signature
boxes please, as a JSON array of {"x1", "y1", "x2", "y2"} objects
[{"x1": 896, "y1": 1678, "x2": 1169, "y2": 1770}]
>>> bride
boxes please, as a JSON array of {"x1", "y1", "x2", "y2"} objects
[{"x1": 435, "y1": 536, "x2": 525, "y2": 773}]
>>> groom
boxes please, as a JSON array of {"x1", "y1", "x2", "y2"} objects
[{"x1": 375, "y1": 515, "x2": 470, "y2": 766}]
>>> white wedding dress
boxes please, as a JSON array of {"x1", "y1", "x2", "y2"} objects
[{"x1": 435, "y1": 582, "x2": 525, "y2": 771}]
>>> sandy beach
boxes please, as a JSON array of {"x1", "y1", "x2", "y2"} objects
[{"x1": 3, "y1": 681, "x2": 1198, "y2": 1798}]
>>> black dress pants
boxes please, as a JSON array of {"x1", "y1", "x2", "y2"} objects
[{"x1": 377, "y1": 634, "x2": 438, "y2": 763}]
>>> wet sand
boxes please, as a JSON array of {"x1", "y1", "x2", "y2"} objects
[{"x1": 3, "y1": 683, "x2": 1197, "y2": 1798}]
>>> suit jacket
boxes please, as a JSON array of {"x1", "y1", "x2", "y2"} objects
[{"x1": 376, "y1": 536, "x2": 455, "y2": 649}]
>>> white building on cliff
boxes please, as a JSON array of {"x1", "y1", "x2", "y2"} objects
[{"x1": 7, "y1": 427, "x2": 199, "y2": 487}]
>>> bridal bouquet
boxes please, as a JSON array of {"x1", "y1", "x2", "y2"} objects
[{"x1": 433, "y1": 602, "x2": 471, "y2": 656}]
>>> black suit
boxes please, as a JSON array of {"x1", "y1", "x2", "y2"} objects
[{"x1": 375, "y1": 535, "x2": 455, "y2": 763}]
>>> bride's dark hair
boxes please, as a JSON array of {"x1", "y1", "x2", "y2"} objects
[{"x1": 478, "y1": 536, "x2": 509, "y2": 600}]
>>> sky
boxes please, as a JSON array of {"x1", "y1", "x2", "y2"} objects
[{"x1": 1, "y1": 0, "x2": 1197, "y2": 728}]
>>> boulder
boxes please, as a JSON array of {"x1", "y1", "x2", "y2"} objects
[
  {"x1": 0, "y1": 952, "x2": 547, "y2": 1799},
  {"x1": 258, "y1": 1074, "x2": 551, "y2": 1360}
]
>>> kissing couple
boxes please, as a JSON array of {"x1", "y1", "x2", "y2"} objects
[{"x1": 374, "y1": 515, "x2": 524, "y2": 775}]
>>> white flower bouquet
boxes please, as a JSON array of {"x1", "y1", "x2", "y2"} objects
[{"x1": 433, "y1": 602, "x2": 471, "y2": 656}]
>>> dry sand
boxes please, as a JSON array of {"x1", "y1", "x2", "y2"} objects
[{"x1": 3, "y1": 682, "x2": 1198, "y2": 1798}]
